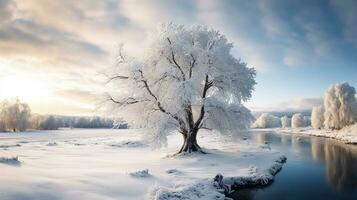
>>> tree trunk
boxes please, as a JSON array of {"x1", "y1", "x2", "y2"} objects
[{"x1": 177, "y1": 129, "x2": 205, "y2": 154}]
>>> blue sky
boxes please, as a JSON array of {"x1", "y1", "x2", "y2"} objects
[{"x1": 0, "y1": 0, "x2": 356, "y2": 114}]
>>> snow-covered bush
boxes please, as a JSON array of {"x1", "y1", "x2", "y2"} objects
[
  {"x1": 311, "y1": 105, "x2": 324, "y2": 129},
  {"x1": 281, "y1": 116, "x2": 290, "y2": 128},
  {"x1": 105, "y1": 23, "x2": 256, "y2": 153},
  {"x1": 252, "y1": 113, "x2": 281, "y2": 128},
  {"x1": 292, "y1": 113, "x2": 305, "y2": 128},
  {"x1": 324, "y1": 82, "x2": 357, "y2": 130}
]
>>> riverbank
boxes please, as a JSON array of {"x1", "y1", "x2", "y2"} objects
[
  {"x1": 0, "y1": 129, "x2": 285, "y2": 200},
  {"x1": 276, "y1": 123, "x2": 357, "y2": 144},
  {"x1": 228, "y1": 130, "x2": 357, "y2": 200}
]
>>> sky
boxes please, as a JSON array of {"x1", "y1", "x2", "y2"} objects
[{"x1": 0, "y1": 0, "x2": 356, "y2": 115}]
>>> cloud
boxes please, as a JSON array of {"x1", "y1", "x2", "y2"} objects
[
  {"x1": 250, "y1": 97, "x2": 323, "y2": 112},
  {"x1": 55, "y1": 89, "x2": 100, "y2": 105},
  {"x1": 0, "y1": 0, "x2": 16, "y2": 26}
]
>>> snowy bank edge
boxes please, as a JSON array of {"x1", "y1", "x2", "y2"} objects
[
  {"x1": 147, "y1": 155, "x2": 287, "y2": 200},
  {"x1": 275, "y1": 124, "x2": 357, "y2": 144}
]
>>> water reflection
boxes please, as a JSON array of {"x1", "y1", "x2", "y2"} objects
[
  {"x1": 231, "y1": 131, "x2": 357, "y2": 199},
  {"x1": 324, "y1": 142, "x2": 357, "y2": 192}
]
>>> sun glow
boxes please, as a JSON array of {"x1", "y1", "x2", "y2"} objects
[{"x1": 0, "y1": 75, "x2": 52, "y2": 102}]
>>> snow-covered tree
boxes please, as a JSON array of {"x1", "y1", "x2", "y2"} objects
[
  {"x1": 311, "y1": 105, "x2": 324, "y2": 129},
  {"x1": 324, "y1": 83, "x2": 357, "y2": 130},
  {"x1": 252, "y1": 113, "x2": 281, "y2": 128},
  {"x1": 281, "y1": 116, "x2": 290, "y2": 128},
  {"x1": 0, "y1": 99, "x2": 31, "y2": 132},
  {"x1": 292, "y1": 113, "x2": 304, "y2": 128},
  {"x1": 106, "y1": 24, "x2": 256, "y2": 153},
  {"x1": 0, "y1": 101, "x2": 8, "y2": 132}
]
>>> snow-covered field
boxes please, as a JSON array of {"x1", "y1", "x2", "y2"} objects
[
  {"x1": 0, "y1": 129, "x2": 285, "y2": 200},
  {"x1": 275, "y1": 124, "x2": 357, "y2": 144}
]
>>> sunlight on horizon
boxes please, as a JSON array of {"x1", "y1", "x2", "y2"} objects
[{"x1": 0, "y1": 75, "x2": 52, "y2": 103}]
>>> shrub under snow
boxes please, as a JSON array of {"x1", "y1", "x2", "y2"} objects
[
  {"x1": 292, "y1": 113, "x2": 305, "y2": 128},
  {"x1": 324, "y1": 82, "x2": 357, "y2": 130},
  {"x1": 281, "y1": 116, "x2": 290, "y2": 128},
  {"x1": 0, "y1": 156, "x2": 20, "y2": 165},
  {"x1": 311, "y1": 105, "x2": 324, "y2": 129},
  {"x1": 252, "y1": 113, "x2": 281, "y2": 128}
]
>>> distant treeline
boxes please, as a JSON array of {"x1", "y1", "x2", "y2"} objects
[
  {"x1": 0, "y1": 98, "x2": 127, "y2": 132},
  {"x1": 31, "y1": 115, "x2": 128, "y2": 130},
  {"x1": 252, "y1": 110, "x2": 312, "y2": 118}
]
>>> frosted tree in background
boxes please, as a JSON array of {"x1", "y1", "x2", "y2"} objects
[
  {"x1": 0, "y1": 99, "x2": 31, "y2": 132},
  {"x1": 281, "y1": 116, "x2": 290, "y2": 128},
  {"x1": 292, "y1": 113, "x2": 304, "y2": 128},
  {"x1": 311, "y1": 105, "x2": 324, "y2": 129},
  {"x1": 106, "y1": 24, "x2": 256, "y2": 153},
  {"x1": 252, "y1": 113, "x2": 281, "y2": 128},
  {"x1": 324, "y1": 83, "x2": 357, "y2": 130}
]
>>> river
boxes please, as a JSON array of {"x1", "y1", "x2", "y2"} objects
[{"x1": 229, "y1": 131, "x2": 357, "y2": 200}]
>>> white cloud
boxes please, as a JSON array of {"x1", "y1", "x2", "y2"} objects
[{"x1": 250, "y1": 97, "x2": 323, "y2": 112}]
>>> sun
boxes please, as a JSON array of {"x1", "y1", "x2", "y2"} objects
[{"x1": 0, "y1": 75, "x2": 52, "y2": 102}]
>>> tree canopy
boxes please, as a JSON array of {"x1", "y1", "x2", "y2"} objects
[{"x1": 106, "y1": 24, "x2": 256, "y2": 153}]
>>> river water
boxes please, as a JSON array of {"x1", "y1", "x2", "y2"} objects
[{"x1": 229, "y1": 131, "x2": 357, "y2": 200}]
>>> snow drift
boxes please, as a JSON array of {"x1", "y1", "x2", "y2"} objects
[
  {"x1": 0, "y1": 129, "x2": 286, "y2": 200},
  {"x1": 148, "y1": 155, "x2": 286, "y2": 200}
]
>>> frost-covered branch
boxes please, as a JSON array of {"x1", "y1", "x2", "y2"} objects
[{"x1": 136, "y1": 69, "x2": 186, "y2": 131}]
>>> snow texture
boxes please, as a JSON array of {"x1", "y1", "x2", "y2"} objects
[
  {"x1": 149, "y1": 155, "x2": 286, "y2": 200},
  {"x1": 0, "y1": 129, "x2": 285, "y2": 200},
  {"x1": 252, "y1": 113, "x2": 281, "y2": 128},
  {"x1": 277, "y1": 123, "x2": 357, "y2": 144}
]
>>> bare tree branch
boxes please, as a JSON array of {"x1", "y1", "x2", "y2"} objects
[{"x1": 105, "y1": 96, "x2": 148, "y2": 106}]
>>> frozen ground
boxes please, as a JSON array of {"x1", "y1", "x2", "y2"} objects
[
  {"x1": 0, "y1": 129, "x2": 285, "y2": 200},
  {"x1": 275, "y1": 123, "x2": 357, "y2": 144}
]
